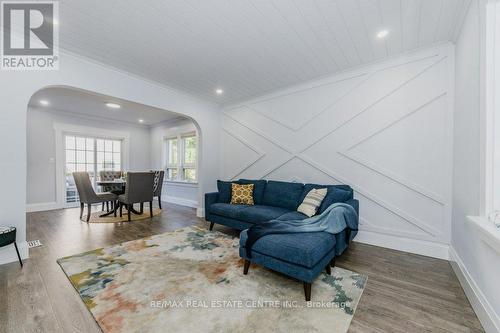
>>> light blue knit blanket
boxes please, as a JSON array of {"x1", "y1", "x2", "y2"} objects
[{"x1": 244, "y1": 202, "x2": 358, "y2": 257}]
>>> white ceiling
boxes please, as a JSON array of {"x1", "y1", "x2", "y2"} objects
[
  {"x1": 29, "y1": 87, "x2": 185, "y2": 126},
  {"x1": 55, "y1": 0, "x2": 471, "y2": 105}
]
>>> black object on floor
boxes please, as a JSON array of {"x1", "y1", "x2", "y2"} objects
[{"x1": 0, "y1": 226, "x2": 23, "y2": 267}]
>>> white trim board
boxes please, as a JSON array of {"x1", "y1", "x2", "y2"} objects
[
  {"x1": 468, "y1": 215, "x2": 500, "y2": 254},
  {"x1": 164, "y1": 196, "x2": 198, "y2": 209},
  {"x1": 354, "y1": 230, "x2": 450, "y2": 260},
  {"x1": 0, "y1": 241, "x2": 28, "y2": 266},
  {"x1": 26, "y1": 202, "x2": 61, "y2": 213},
  {"x1": 449, "y1": 246, "x2": 500, "y2": 333}
]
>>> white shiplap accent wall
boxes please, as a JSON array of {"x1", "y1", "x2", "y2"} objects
[{"x1": 221, "y1": 44, "x2": 454, "y2": 259}]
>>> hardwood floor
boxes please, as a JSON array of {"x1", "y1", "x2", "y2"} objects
[{"x1": 0, "y1": 203, "x2": 484, "y2": 333}]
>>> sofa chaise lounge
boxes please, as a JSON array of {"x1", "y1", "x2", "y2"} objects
[{"x1": 204, "y1": 179, "x2": 359, "y2": 300}]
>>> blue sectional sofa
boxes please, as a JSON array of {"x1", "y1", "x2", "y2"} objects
[
  {"x1": 205, "y1": 179, "x2": 359, "y2": 301},
  {"x1": 205, "y1": 179, "x2": 359, "y2": 257}
]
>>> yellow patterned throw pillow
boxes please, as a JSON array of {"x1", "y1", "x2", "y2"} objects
[{"x1": 230, "y1": 183, "x2": 254, "y2": 205}]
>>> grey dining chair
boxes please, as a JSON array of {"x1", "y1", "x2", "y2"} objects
[
  {"x1": 118, "y1": 172, "x2": 155, "y2": 222},
  {"x1": 73, "y1": 172, "x2": 118, "y2": 222},
  {"x1": 99, "y1": 171, "x2": 123, "y2": 212},
  {"x1": 152, "y1": 170, "x2": 165, "y2": 209}
]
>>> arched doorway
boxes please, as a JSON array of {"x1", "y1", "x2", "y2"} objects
[{"x1": 26, "y1": 86, "x2": 206, "y2": 215}]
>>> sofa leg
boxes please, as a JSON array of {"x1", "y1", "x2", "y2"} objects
[
  {"x1": 243, "y1": 260, "x2": 250, "y2": 275},
  {"x1": 209, "y1": 222, "x2": 214, "y2": 231},
  {"x1": 303, "y1": 282, "x2": 311, "y2": 301},
  {"x1": 325, "y1": 264, "x2": 331, "y2": 275},
  {"x1": 330, "y1": 257, "x2": 336, "y2": 267}
]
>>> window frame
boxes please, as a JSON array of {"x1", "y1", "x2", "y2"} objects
[
  {"x1": 481, "y1": 0, "x2": 500, "y2": 217},
  {"x1": 63, "y1": 134, "x2": 123, "y2": 205},
  {"x1": 164, "y1": 132, "x2": 197, "y2": 183}
]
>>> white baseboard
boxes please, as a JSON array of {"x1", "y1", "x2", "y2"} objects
[
  {"x1": 449, "y1": 247, "x2": 500, "y2": 333},
  {"x1": 354, "y1": 230, "x2": 450, "y2": 260},
  {"x1": 164, "y1": 196, "x2": 198, "y2": 209},
  {"x1": 196, "y1": 207, "x2": 205, "y2": 218},
  {"x1": 26, "y1": 202, "x2": 60, "y2": 213},
  {"x1": 0, "y1": 241, "x2": 29, "y2": 266}
]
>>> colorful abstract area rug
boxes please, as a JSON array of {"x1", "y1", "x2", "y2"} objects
[{"x1": 57, "y1": 227, "x2": 367, "y2": 333}]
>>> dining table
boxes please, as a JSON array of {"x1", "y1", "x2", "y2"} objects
[{"x1": 96, "y1": 179, "x2": 142, "y2": 217}]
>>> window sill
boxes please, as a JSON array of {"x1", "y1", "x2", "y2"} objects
[
  {"x1": 467, "y1": 216, "x2": 500, "y2": 254},
  {"x1": 164, "y1": 180, "x2": 198, "y2": 187}
]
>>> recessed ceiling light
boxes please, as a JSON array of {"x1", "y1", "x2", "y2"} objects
[
  {"x1": 377, "y1": 29, "x2": 389, "y2": 39},
  {"x1": 215, "y1": 88, "x2": 224, "y2": 95},
  {"x1": 138, "y1": 119, "x2": 144, "y2": 123},
  {"x1": 39, "y1": 99, "x2": 49, "y2": 106},
  {"x1": 105, "y1": 102, "x2": 121, "y2": 109}
]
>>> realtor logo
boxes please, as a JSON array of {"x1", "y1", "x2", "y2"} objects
[{"x1": 1, "y1": 1, "x2": 59, "y2": 70}]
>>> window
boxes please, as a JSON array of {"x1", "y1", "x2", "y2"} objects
[
  {"x1": 166, "y1": 138, "x2": 178, "y2": 180},
  {"x1": 165, "y1": 133, "x2": 197, "y2": 182},
  {"x1": 483, "y1": 0, "x2": 500, "y2": 220},
  {"x1": 65, "y1": 135, "x2": 122, "y2": 204},
  {"x1": 183, "y1": 135, "x2": 197, "y2": 182}
]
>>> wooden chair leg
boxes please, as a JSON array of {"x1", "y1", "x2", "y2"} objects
[
  {"x1": 325, "y1": 264, "x2": 331, "y2": 275},
  {"x1": 149, "y1": 201, "x2": 153, "y2": 218},
  {"x1": 209, "y1": 222, "x2": 214, "y2": 231},
  {"x1": 330, "y1": 257, "x2": 336, "y2": 267},
  {"x1": 158, "y1": 196, "x2": 162, "y2": 209},
  {"x1": 86, "y1": 204, "x2": 91, "y2": 222},
  {"x1": 127, "y1": 204, "x2": 131, "y2": 222},
  {"x1": 140, "y1": 202, "x2": 144, "y2": 214},
  {"x1": 114, "y1": 201, "x2": 117, "y2": 217},
  {"x1": 79, "y1": 202, "x2": 84, "y2": 219},
  {"x1": 303, "y1": 282, "x2": 312, "y2": 301},
  {"x1": 119, "y1": 203, "x2": 123, "y2": 217},
  {"x1": 243, "y1": 260, "x2": 250, "y2": 275},
  {"x1": 101, "y1": 202, "x2": 104, "y2": 211},
  {"x1": 106, "y1": 201, "x2": 109, "y2": 212},
  {"x1": 14, "y1": 242, "x2": 23, "y2": 268}
]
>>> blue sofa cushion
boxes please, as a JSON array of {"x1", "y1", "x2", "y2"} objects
[
  {"x1": 238, "y1": 179, "x2": 266, "y2": 205},
  {"x1": 276, "y1": 211, "x2": 308, "y2": 221},
  {"x1": 217, "y1": 180, "x2": 233, "y2": 203},
  {"x1": 210, "y1": 203, "x2": 250, "y2": 219},
  {"x1": 262, "y1": 180, "x2": 304, "y2": 210},
  {"x1": 236, "y1": 205, "x2": 290, "y2": 223},
  {"x1": 300, "y1": 184, "x2": 353, "y2": 214},
  {"x1": 240, "y1": 230, "x2": 336, "y2": 268}
]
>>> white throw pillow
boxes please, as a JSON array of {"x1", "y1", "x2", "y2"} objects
[{"x1": 297, "y1": 188, "x2": 328, "y2": 217}]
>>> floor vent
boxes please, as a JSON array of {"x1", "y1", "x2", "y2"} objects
[{"x1": 27, "y1": 240, "x2": 43, "y2": 248}]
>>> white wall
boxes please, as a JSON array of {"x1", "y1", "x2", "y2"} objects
[
  {"x1": 150, "y1": 118, "x2": 199, "y2": 207},
  {"x1": 221, "y1": 44, "x2": 455, "y2": 260},
  {"x1": 450, "y1": 1, "x2": 500, "y2": 332},
  {"x1": 26, "y1": 107, "x2": 151, "y2": 209},
  {"x1": 0, "y1": 50, "x2": 220, "y2": 265}
]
